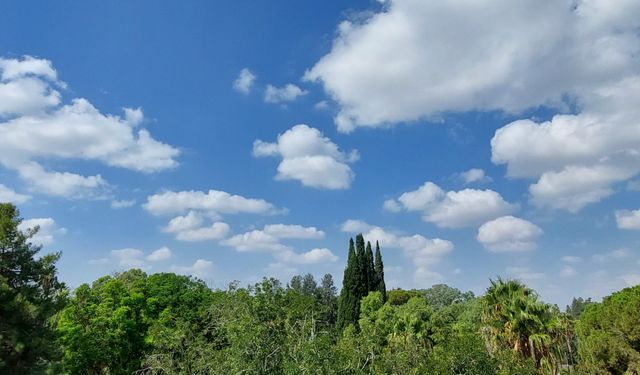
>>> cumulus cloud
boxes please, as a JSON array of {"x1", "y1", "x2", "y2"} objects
[
  {"x1": 91, "y1": 246, "x2": 172, "y2": 269},
  {"x1": 477, "y1": 216, "x2": 543, "y2": 252},
  {"x1": 144, "y1": 189, "x2": 280, "y2": 217},
  {"x1": 0, "y1": 183, "x2": 31, "y2": 204},
  {"x1": 221, "y1": 223, "x2": 334, "y2": 265},
  {"x1": 305, "y1": 0, "x2": 640, "y2": 132},
  {"x1": 264, "y1": 84, "x2": 308, "y2": 103},
  {"x1": 162, "y1": 211, "x2": 230, "y2": 242},
  {"x1": 341, "y1": 219, "x2": 453, "y2": 283},
  {"x1": 233, "y1": 68, "x2": 256, "y2": 94},
  {"x1": 172, "y1": 259, "x2": 215, "y2": 280},
  {"x1": 385, "y1": 181, "x2": 516, "y2": 228},
  {"x1": 615, "y1": 209, "x2": 640, "y2": 230},
  {"x1": 146, "y1": 246, "x2": 172, "y2": 261},
  {"x1": 253, "y1": 124, "x2": 358, "y2": 189},
  {"x1": 18, "y1": 217, "x2": 66, "y2": 246},
  {"x1": 459, "y1": 168, "x2": 491, "y2": 184},
  {"x1": 0, "y1": 56, "x2": 180, "y2": 198},
  {"x1": 592, "y1": 247, "x2": 632, "y2": 263}
]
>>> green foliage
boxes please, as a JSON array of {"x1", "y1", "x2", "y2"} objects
[
  {"x1": 421, "y1": 283, "x2": 475, "y2": 310},
  {"x1": 0, "y1": 203, "x2": 67, "y2": 374},
  {"x1": 387, "y1": 288, "x2": 421, "y2": 306},
  {"x1": 337, "y1": 238, "x2": 359, "y2": 331},
  {"x1": 576, "y1": 285, "x2": 640, "y2": 374},
  {"x1": 565, "y1": 296, "x2": 593, "y2": 319},
  {"x1": 373, "y1": 241, "x2": 386, "y2": 303}
]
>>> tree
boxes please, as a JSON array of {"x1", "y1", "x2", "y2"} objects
[
  {"x1": 481, "y1": 278, "x2": 563, "y2": 372},
  {"x1": 364, "y1": 241, "x2": 375, "y2": 292},
  {"x1": 289, "y1": 275, "x2": 302, "y2": 293},
  {"x1": 354, "y1": 234, "x2": 367, "y2": 301},
  {"x1": 337, "y1": 238, "x2": 359, "y2": 331},
  {"x1": 301, "y1": 273, "x2": 317, "y2": 296},
  {"x1": 318, "y1": 274, "x2": 338, "y2": 326},
  {"x1": 565, "y1": 296, "x2": 593, "y2": 318},
  {"x1": 0, "y1": 203, "x2": 67, "y2": 373},
  {"x1": 576, "y1": 285, "x2": 640, "y2": 374},
  {"x1": 374, "y1": 241, "x2": 386, "y2": 303},
  {"x1": 421, "y1": 284, "x2": 474, "y2": 310}
]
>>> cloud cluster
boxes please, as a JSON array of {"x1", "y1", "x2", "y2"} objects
[
  {"x1": 264, "y1": 84, "x2": 307, "y2": 103},
  {"x1": 222, "y1": 224, "x2": 336, "y2": 264},
  {"x1": 305, "y1": 0, "x2": 640, "y2": 132},
  {"x1": 144, "y1": 189, "x2": 281, "y2": 242},
  {"x1": 253, "y1": 124, "x2": 358, "y2": 189},
  {"x1": 615, "y1": 209, "x2": 640, "y2": 230},
  {"x1": 233, "y1": 68, "x2": 256, "y2": 94},
  {"x1": 384, "y1": 181, "x2": 516, "y2": 228},
  {"x1": 341, "y1": 219, "x2": 453, "y2": 284},
  {"x1": 0, "y1": 183, "x2": 30, "y2": 204},
  {"x1": 477, "y1": 216, "x2": 543, "y2": 252},
  {"x1": 0, "y1": 56, "x2": 180, "y2": 198},
  {"x1": 18, "y1": 217, "x2": 66, "y2": 246}
]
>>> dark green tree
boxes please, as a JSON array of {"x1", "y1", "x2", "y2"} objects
[
  {"x1": 565, "y1": 296, "x2": 593, "y2": 318},
  {"x1": 337, "y1": 238, "x2": 359, "y2": 331},
  {"x1": 374, "y1": 241, "x2": 387, "y2": 303},
  {"x1": 0, "y1": 203, "x2": 67, "y2": 373},
  {"x1": 355, "y1": 234, "x2": 366, "y2": 300},
  {"x1": 318, "y1": 274, "x2": 338, "y2": 326},
  {"x1": 289, "y1": 275, "x2": 302, "y2": 293},
  {"x1": 364, "y1": 241, "x2": 375, "y2": 292},
  {"x1": 301, "y1": 273, "x2": 317, "y2": 296}
]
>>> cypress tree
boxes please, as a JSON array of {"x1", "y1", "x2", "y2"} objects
[
  {"x1": 365, "y1": 241, "x2": 375, "y2": 292},
  {"x1": 354, "y1": 234, "x2": 367, "y2": 301},
  {"x1": 374, "y1": 241, "x2": 387, "y2": 303},
  {"x1": 337, "y1": 238, "x2": 359, "y2": 330}
]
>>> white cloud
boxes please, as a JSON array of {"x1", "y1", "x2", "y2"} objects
[
  {"x1": 171, "y1": 259, "x2": 214, "y2": 280},
  {"x1": 387, "y1": 181, "x2": 516, "y2": 228},
  {"x1": 477, "y1": 216, "x2": 543, "y2": 252},
  {"x1": 492, "y1": 77, "x2": 640, "y2": 212},
  {"x1": 162, "y1": 211, "x2": 230, "y2": 242},
  {"x1": 111, "y1": 248, "x2": 146, "y2": 268},
  {"x1": 459, "y1": 168, "x2": 491, "y2": 184},
  {"x1": 276, "y1": 248, "x2": 338, "y2": 264},
  {"x1": 222, "y1": 223, "x2": 335, "y2": 265},
  {"x1": 233, "y1": 68, "x2": 256, "y2": 94},
  {"x1": 111, "y1": 199, "x2": 136, "y2": 209},
  {"x1": 592, "y1": 247, "x2": 633, "y2": 263},
  {"x1": 506, "y1": 266, "x2": 545, "y2": 281},
  {"x1": 144, "y1": 189, "x2": 280, "y2": 217},
  {"x1": 0, "y1": 56, "x2": 180, "y2": 198},
  {"x1": 305, "y1": 0, "x2": 640, "y2": 132},
  {"x1": 253, "y1": 124, "x2": 358, "y2": 189},
  {"x1": 615, "y1": 209, "x2": 640, "y2": 230},
  {"x1": 18, "y1": 217, "x2": 66, "y2": 246},
  {"x1": 264, "y1": 84, "x2": 308, "y2": 103},
  {"x1": 341, "y1": 219, "x2": 453, "y2": 283},
  {"x1": 146, "y1": 246, "x2": 172, "y2": 262},
  {"x1": 0, "y1": 183, "x2": 31, "y2": 204},
  {"x1": 382, "y1": 199, "x2": 402, "y2": 212}
]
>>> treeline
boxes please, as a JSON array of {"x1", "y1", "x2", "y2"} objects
[{"x1": 2, "y1": 202, "x2": 640, "y2": 374}]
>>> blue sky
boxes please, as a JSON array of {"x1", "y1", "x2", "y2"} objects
[{"x1": 1, "y1": 0, "x2": 639, "y2": 306}]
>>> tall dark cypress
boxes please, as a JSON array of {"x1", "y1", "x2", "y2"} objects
[
  {"x1": 337, "y1": 238, "x2": 359, "y2": 330},
  {"x1": 354, "y1": 234, "x2": 367, "y2": 301},
  {"x1": 374, "y1": 241, "x2": 387, "y2": 303},
  {"x1": 365, "y1": 241, "x2": 375, "y2": 292}
]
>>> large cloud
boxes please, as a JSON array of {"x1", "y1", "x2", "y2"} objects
[
  {"x1": 0, "y1": 56, "x2": 180, "y2": 198},
  {"x1": 305, "y1": 0, "x2": 640, "y2": 132},
  {"x1": 385, "y1": 181, "x2": 516, "y2": 228},
  {"x1": 477, "y1": 216, "x2": 543, "y2": 252},
  {"x1": 341, "y1": 219, "x2": 453, "y2": 283},
  {"x1": 221, "y1": 223, "x2": 335, "y2": 265},
  {"x1": 144, "y1": 189, "x2": 282, "y2": 242},
  {"x1": 253, "y1": 124, "x2": 358, "y2": 189}
]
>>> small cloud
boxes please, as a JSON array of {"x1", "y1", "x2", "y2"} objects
[
  {"x1": 506, "y1": 266, "x2": 545, "y2": 281},
  {"x1": 615, "y1": 209, "x2": 640, "y2": 230},
  {"x1": 18, "y1": 217, "x2": 66, "y2": 246},
  {"x1": 233, "y1": 68, "x2": 256, "y2": 94},
  {"x1": 560, "y1": 265, "x2": 577, "y2": 277},
  {"x1": 562, "y1": 255, "x2": 582, "y2": 263},
  {"x1": 592, "y1": 247, "x2": 633, "y2": 263},
  {"x1": 171, "y1": 259, "x2": 214, "y2": 280},
  {"x1": 146, "y1": 246, "x2": 172, "y2": 262},
  {"x1": 477, "y1": 216, "x2": 543, "y2": 252},
  {"x1": 314, "y1": 100, "x2": 329, "y2": 110},
  {"x1": 264, "y1": 84, "x2": 308, "y2": 103},
  {"x1": 458, "y1": 168, "x2": 492, "y2": 185},
  {"x1": 0, "y1": 184, "x2": 31, "y2": 204},
  {"x1": 110, "y1": 199, "x2": 136, "y2": 209}
]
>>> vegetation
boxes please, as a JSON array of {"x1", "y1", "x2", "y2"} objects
[{"x1": 1, "y1": 202, "x2": 639, "y2": 374}]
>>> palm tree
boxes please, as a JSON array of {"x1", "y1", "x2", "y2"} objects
[{"x1": 481, "y1": 278, "x2": 564, "y2": 372}]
